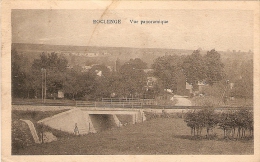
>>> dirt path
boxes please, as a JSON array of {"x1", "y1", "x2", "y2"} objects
[{"x1": 172, "y1": 95, "x2": 192, "y2": 106}]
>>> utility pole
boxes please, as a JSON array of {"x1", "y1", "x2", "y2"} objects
[
  {"x1": 44, "y1": 69, "x2": 47, "y2": 103},
  {"x1": 41, "y1": 68, "x2": 44, "y2": 103}
]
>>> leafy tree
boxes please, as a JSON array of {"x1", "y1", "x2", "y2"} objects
[
  {"x1": 119, "y1": 58, "x2": 148, "y2": 98},
  {"x1": 89, "y1": 64, "x2": 111, "y2": 78},
  {"x1": 200, "y1": 109, "x2": 218, "y2": 137},
  {"x1": 11, "y1": 49, "x2": 26, "y2": 98},
  {"x1": 182, "y1": 50, "x2": 206, "y2": 87},
  {"x1": 185, "y1": 110, "x2": 197, "y2": 136},
  {"x1": 31, "y1": 52, "x2": 68, "y2": 98},
  {"x1": 182, "y1": 49, "x2": 224, "y2": 87},
  {"x1": 185, "y1": 109, "x2": 253, "y2": 139},
  {"x1": 223, "y1": 59, "x2": 242, "y2": 82},
  {"x1": 11, "y1": 51, "x2": 41, "y2": 98},
  {"x1": 63, "y1": 69, "x2": 83, "y2": 100},
  {"x1": 80, "y1": 72, "x2": 97, "y2": 100},
  {"x1": 204, "y1": 49, "x2": 225, "y2": 85},
  {"x1": 152, "y1": 55, "x2": 183, "y2": 92},
  {"x1": 87, "y1": 65, "x2": 113, "y2": 100},
  {"x1": 231, "y1": 59, "x2": 253, "y2": 103},
  {"x1": 218, "y1": 110, "x2": 253, "y2": 139}
]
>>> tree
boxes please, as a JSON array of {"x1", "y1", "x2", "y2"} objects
[
  {"x1": 31, "y1": 52, "x2": 68, "y2": 98},
  {"x1": 185, "y1": 109, "x2": 253, "y2": 139},
  {"x1": 185, "y1": 110, "x2": 197, "y2": 136},
  {"x1": 119, "y1": 58, "x2": 148, "y2": 98},
  {"x1": 204, "y1": 49, "x2": 225, "y2": 85},
  {"x1": 231, "y1": 59, "x2": 253, "y2": 104},
  {"x1": 80, "y1": 72, "x2": 97, "y2": 100},
  {"x1": 152, "y1": 55, "x2": 183, "y2": 92},
  {"x1": 63, "y1": 69, "x2": 82, "y2": 100},
  {"x1": 182, "y1": 50, "x2": 206, "y2": 87},
  {"x1": 11, "y1": 49, "x2": 26, "y2": 98},
  {"x1": 182, "y1": 49, "x2": 224, "y2": 87},
  {"x1": 88, "y1": 65, "x2": 112, "y2": 100},
  {"x1": 89, "y1": 64, "x2": 111, "y2": 78}
]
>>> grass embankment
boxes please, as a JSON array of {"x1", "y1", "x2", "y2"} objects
[
  {"x1": 12, "y1": 110, "x2": 71, "y2": 154},
  {"x1": 12, "y1": 98, "x2": 76, "y2": 104},
  {"x1": 12, "y1": 110, "x2": 70, "y2": 122},
  {"x1": 191, "y1": 96, "x2": 253, "y2": 107},
  {"x1": 16, "y1": 117, "x2": 253, "y2": 155}
]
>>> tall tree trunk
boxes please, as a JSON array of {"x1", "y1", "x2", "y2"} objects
[
  {"x1": 35, "y1": 90, "x2": 37, "y2": 98},
  {"x1": 200, "y1": 127, "x2": 202, "y2": 136},
  {"x1": 237, "y1": 127, "x2": 241, "y2": 138}
]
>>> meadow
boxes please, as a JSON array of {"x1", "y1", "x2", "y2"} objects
[{"x1": 15, "y1": 116, "x2": 253, "y2": 155}]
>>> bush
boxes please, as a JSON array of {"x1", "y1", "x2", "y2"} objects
[
  {"x1": 12, "y1": 120, "x2": 34, "y2": 154},
  {"x1": 144, "y1": 111, "x2": 183, "y2": 121}
]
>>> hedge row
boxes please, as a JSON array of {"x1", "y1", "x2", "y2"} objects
[{"x1": 184, "y1": 109, "x2": 253, "y2": 139}]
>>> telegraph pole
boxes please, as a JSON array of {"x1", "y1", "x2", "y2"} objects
[
  {"x1": 41, "y1": 68, "x2": 44, "y2": 103},
  {"x1": 44, "y1": 69, "x2": 46, "y2": 103}
]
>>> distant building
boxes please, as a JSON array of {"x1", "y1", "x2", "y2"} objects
[
  {"x1": 107, "y1": 66, "x2": 113, "y2": 71},
  {"x1": 143, "y1": 69, "x2": 154, "y2": 73},
  {"x1": 197, "y1": 80, "x2": 207, "y2": 92},
  {"x1": 96, "y1": 70, "x2": 102, "y2": 76},
  {"x1": 58, "y1": 90, "x2": 64, "y2": 99},
  {"x1": 66, "y1": 65, "x2": 73, "y2": 69},
  {"x1": 81, "y1": 65, "x2": 92, "y2": 72},
  {"x1": 145, "y1": 77, "x2": 157, "y2": 90},
  {"x1": 186, "y1": 82, "x2": 193, "y2": 93}
]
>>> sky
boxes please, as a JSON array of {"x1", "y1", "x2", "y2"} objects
[{"x1": 12, "y1": 9, "x2": 254, "y2": 51}]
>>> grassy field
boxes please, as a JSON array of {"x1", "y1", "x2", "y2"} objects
[
  {"x1": 16, "y1": 118, "x2": 253, "y2": 155},
  {"x1": 12, "y1": 98, "x2": 76, "y2": 104},
  {"x1": 13, "y1": 109, "x2": 68, "y2": 119},
  {"x1": 191, "y1": 96, "x2": 253, "y2": 107},
  {"x1": 12, "y1": 110, "x2": 72, "y2": 153}
]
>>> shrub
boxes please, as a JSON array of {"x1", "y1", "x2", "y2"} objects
[{"x1": 12, "y1": 120, "x2": 34, "y2": 154}]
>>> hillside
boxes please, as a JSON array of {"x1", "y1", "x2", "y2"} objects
[
  {"x1": 12, "y1": 43, "x2": 194, "y2": 67},
  {"x1": 12, "y1": 43, "x2": 253, "y2": 68}
]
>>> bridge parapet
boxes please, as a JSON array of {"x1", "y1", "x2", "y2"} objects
[{"x1": 76, "y1": 101, "x2": 143, "y2": 108}]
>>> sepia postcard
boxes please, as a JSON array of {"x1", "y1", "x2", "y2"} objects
[{"x1": 1, "y1": 0, "x2": 260, "y2": 162}]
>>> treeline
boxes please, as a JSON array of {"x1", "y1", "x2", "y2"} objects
[
  {"x1": 11, "y1": 48, "x2": 253, "y2": 102},
  {"x1": 184, "y1": 109, "x2": 253, "y2": 139},
  {"x1": 12, "y1": 49, "x2": 150, "y2": 100}
]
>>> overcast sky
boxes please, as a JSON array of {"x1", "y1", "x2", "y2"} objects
[{"x1": 12, "y1": 9, "x2": 253, "y2": 51}]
